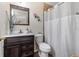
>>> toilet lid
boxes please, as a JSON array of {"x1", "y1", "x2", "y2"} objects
[{"x1": 39, "y1": 43, "x2": 51, "y2": 50}]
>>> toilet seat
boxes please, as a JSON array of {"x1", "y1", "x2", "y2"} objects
[{"x1": 39, "y1": 43, "x2": 51, "y2": 52}]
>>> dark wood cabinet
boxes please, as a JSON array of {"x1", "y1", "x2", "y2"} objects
[{"x1": 4, "y1": 35, "x2": 34, "y2": 57}]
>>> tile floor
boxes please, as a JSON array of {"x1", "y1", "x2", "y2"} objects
[{"x1": 34, "y1": 52, "x2": 53, "y2": 57}]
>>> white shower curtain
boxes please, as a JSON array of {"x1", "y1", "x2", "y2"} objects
[{"x1": 44, "y1": 2, "x2": 79, "y2": 57}]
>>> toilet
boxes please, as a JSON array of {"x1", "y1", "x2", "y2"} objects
[{"x1": 35, "y1": 33, "x2": 51, "y2": 57}]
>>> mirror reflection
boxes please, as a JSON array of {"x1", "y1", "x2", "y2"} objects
[{"x1": 10, "y1": 4, "x2": 29, "y2": 25}]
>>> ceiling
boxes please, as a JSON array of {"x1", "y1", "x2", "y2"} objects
[{"x1": 46, "y1": 2, "x2": 58, "y2": 6}]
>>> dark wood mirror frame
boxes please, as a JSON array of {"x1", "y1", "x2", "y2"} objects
[{"x1": 10, "y1": 4, "x2": 29, "y2": 25}]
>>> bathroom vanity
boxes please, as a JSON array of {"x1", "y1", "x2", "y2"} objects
[{"x1": 2, "y1": 34, "x2": 34, "y2": 57}]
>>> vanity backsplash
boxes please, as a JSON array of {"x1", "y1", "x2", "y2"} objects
[{"x1": 11, "y1": 26, "x2": 32, "y2": 34}]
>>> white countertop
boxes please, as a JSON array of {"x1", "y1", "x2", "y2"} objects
[
  {"x1": 0, "y1": 33, "x2": 43, "y2": 41},
  {"x1": 0, "y1": 33, "x2": 34, "y2": 39}
]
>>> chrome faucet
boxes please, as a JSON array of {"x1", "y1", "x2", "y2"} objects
[{"x1": 19, "y1": 29, "x2": 23, "y2": 33}]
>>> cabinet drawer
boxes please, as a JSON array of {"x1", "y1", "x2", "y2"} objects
[{"x1": 5, "y1": 36, "x2": 34, "y2": 43}]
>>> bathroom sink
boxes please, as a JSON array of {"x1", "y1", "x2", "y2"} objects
[
  {"x1": 9, "y1": 33, "x2": 34, "y2": 37},
  {"x1": 10, "y1": 30, "x2": 34, "y2": 36}
]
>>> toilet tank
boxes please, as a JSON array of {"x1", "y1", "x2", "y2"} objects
[{"x1": 35, "y1": 34, "x2": 43, "y2": 44}]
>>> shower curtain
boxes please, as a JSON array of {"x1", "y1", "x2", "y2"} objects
[{"x1": 44, "y1": 2, "x2": 79, "y2": 57}]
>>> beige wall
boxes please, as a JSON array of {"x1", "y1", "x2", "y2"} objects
[
  {"x1": 0, "y1": 2, "x2": 10, "y2": 36},
  {"x1": 0, "y1": 2, "x2": 44, "y2": 36}
]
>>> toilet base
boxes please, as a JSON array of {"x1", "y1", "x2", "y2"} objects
[{"x1": 38, "y1": 51, "x2": 48, "y2": 57}]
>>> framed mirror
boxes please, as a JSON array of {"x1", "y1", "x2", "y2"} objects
[{"x1": 10, "y1": 4, "x2": 29, "y2": 25}]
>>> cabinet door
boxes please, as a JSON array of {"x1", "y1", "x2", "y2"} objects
[
  {"x1": 21, "y1": 44, "x2": 34, "y2": 57},
  {"x1": 4, "y1": 45, "x2": 20, "y2": 57}
]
